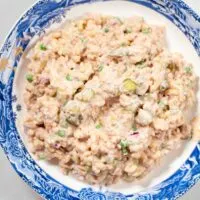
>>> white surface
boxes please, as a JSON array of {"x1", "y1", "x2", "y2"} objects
[{"x1": 0, "y1": 0, "x2": 200, "y2": 200}]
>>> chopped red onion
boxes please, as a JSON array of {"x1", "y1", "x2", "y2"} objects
[{"x1": 130, "y1": 132, "x2": 139, "y2": 136}]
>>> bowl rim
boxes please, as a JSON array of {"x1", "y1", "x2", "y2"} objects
[{"x1": 0, "y1": 0, "x2": 200, "y2": 200}]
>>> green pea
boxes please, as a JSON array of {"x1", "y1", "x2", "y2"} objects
[
  {"x1": 38, "y1": 153, "x2": 46, "y2": 160},
  {"x1": 26, "y1": 74, "x2": 33, "y2": 82},
  {"x1": 66, "y1": 74, "x2": 72, "y2": 81},
  {"x1": 104, "y1": 28, "x2": 109, "y2": 33},
  {"x1": 185, "y1": 66, "x2": 192, "y2": 74},
  {"x1": 40, "y1": 44, "x2": 47, "y2": 51},
  {"x1": 96, "y1": 124, "x2": 102, "y2": 129},
  {"x1": 120, "y1": 139, "x2": 129, "y2": 155},
  {"x1": 56, "y1": 130, "x2": 65, "y2": 137},
  {"x1": 142, "y1": 27, "x2": 152, "y2": 34}
]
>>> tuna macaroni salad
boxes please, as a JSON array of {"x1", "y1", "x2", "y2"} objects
[{"x1": 24, "y1": 14, "x2": 198, "y2": 185}]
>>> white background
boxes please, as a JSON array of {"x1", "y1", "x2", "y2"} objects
[{"x1": 0, "y1": 0, "x2": 199, "y2": 199}]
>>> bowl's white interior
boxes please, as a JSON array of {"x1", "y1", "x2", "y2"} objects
[{"x1": 13, "y1": 0, "x2": 200, "y2": 194}]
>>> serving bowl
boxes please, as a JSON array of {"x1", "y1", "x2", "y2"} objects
[{"x1": 0, "y1": 0, "x2": 200, "y2": 199}]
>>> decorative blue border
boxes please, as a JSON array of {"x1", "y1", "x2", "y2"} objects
[{"x1": 0, "y1": 0, "x2": 200, "y2": 200}]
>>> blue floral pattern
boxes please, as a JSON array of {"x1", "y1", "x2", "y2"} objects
[{"x1": 0, "y1": 0, "x2": 200, "y2": 199}]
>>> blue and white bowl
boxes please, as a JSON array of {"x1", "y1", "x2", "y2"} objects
[{"x1": 0, "y1": 0, "x2": 200, "y2": 199}]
